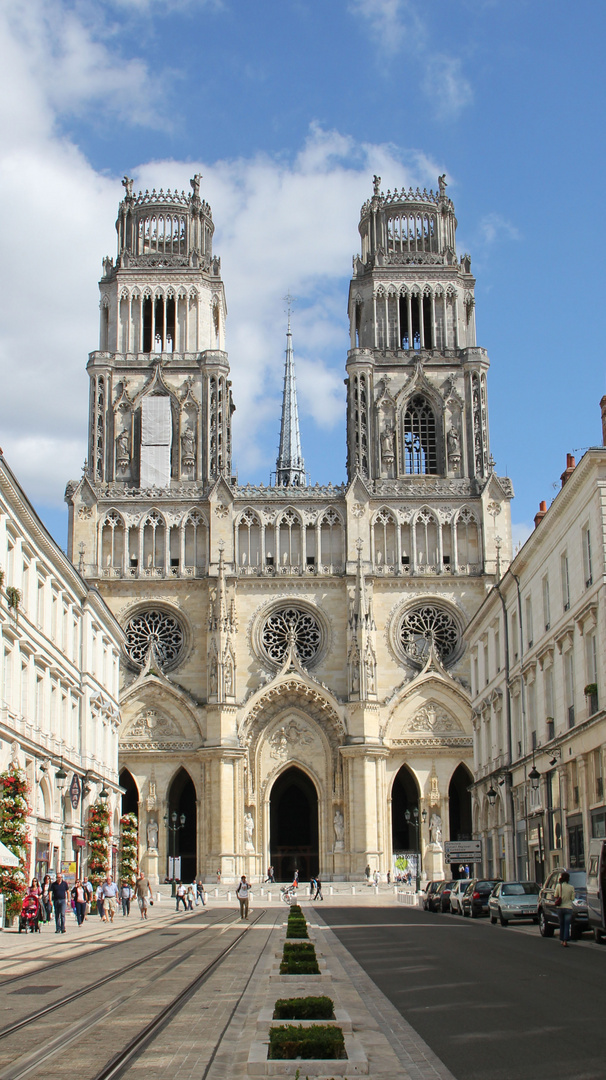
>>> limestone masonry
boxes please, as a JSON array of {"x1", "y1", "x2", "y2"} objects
[{"x1": 65, "y1": 173, "x2": 513, "y2": 883}]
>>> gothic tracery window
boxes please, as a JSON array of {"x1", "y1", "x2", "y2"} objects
[
  {"x1": 260, "y1": 606, "x2": 322, "y2": 666},
  {"x1": 397, "y1": 603, "x2": 461, "y2": 668},
  {"x1": 403, "y1": 395, "x2": 437, "y2": 475},
  {"x1": 124, "y1": 608, "x2": 185, "y2": 670}
]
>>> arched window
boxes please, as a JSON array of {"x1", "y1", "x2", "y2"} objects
[
  {"x1": 414, "y1": 509, "x2": 440, "y2": 571},
  {"x1": 403, "y1": 395, "x2": 437, "y2": 475},
  {"x1": 373, "y1": 509, "x2": 397, "y2": 570},
  {"x1": 319, "y1": 509, "x2": 343, "y2": 571},
  {"x1": 456, "y1": 508, "x2": 481, "y2": 572},
  {"x1": 101, "y1": 510, "x2": 124, "y2": 571},
  {"x1": 237, "y1": 509, "x2": 262, "y2": 569},
  {"x1": 142, "y1": 510, "x2": 165, "y2": 571},
  {"x1": 184, "y1": 510, "x2": 207, "y2": 572},
  {"x1": 277, "y1": 509, "x2": 302, "y2": 570}
]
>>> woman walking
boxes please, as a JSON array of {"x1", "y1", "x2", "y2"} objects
[
  {"x1": 555, "y1": 871, "x2": 575, "y2": 947},
  {"x1": 41, "y1": 875, "x2": 52, "y2": 924},
  {"x1": 72, "y1": 879, "x2": 87, "y2": 926}
]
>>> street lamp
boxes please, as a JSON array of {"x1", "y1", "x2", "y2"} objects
[
  {"x1": 164, "y1": 810, "x2": 186, "y2": 896},
  {"x1": 55, "y1": 762, "x2": 68, "y2": 869},
  {"x1": 405, "y1": 807, "x2": 427, "y2": 892},
  {"x1": 529, "y1": 765, "x2": 541, "y2": 791},
  {"x1": 99, "y1": 783, "x2": 110, "y2": 800},
  {"x1": 486, "y1": 783, "x2": 498, "y2": 806}
]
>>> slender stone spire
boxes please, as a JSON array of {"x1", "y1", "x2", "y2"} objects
[{"x1": 275, "y1": 295, "x2": 306, "y2": 487}]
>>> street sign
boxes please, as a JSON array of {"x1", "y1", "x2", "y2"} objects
[
  {"x1": 444, "y1": 840, "x2": 482, "y2": 863},
  {"x1": 69, "y1": 774, "x2": 81, "y2": 809}
]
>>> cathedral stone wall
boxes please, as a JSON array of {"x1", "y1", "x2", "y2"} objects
[{"x1": 66, "y1": 174, "x2": 512, "y2": 883}]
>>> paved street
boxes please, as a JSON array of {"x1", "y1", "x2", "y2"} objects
[{"x1": 319, "y1": 904, "x2": 606, "y2": 1080}]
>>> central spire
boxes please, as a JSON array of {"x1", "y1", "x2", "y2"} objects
[{"x1": 275, "y1": 294, "x2": 307, "y2": 487}]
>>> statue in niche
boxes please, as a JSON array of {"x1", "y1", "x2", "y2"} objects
[
  {"x1": 350, "y1": 659, "x2": 360, "y2": 695},
  {"x1": 224, "y1": 658, "x2": 234, "y2": 696},
  {"x1": 244, "y1": 812, "x2": 254, "y2": 851},
  {"x1": 364, "y1": 650, "x2": 375, "y2": 693},
  {"x1": 447, "y1": 427, "x2": 461, "y2": 470},
  {"x1": 429, "y1": 814, "x2": 443, "y2": 847},
  {"x1": 147, "y1": 819, "x2": 158, "y2": 850},
  {"x1": 334, "y1": 810, "x2": 345, "y2": 851},
  {"x1": 116, "y1": 429, "x2": 131, "y2": 468},
  {"x1": 438, "y1": 174, "x2": 447, "y2": 196},
  {"x1": 381, "y1": 426, "x2": 395, "y2": 460},
  {"x1": 181, "y1": 426, "x2": 196, "y2": 469},
  {"x1": 209, "y1": 662, "x2": 218, "y2": 696}
]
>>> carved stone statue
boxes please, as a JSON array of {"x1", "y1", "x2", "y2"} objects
[
  {"x1": 147, "y1": 819, "x2": 158, "y2": 850},
  {"x1": 244, "y1": 811, "x2": 254, "y2": 851},
  {"x1": 447, "y1": 427, "x2": 459, "y2": 456},
  {"x1": 122, "y1": 176, "x2": 134, "y2": 198},
  {"x1": 224, "y1": 658, "x2": 233, "y2": 696},
  {"x1": 380, "y1": 426, "x2": 395, "y2": 459},
  {"x1": 373, "y1": 175, "x2": 381, "y2": 197},
  {"x1": 116, "y1": 429, "x2": 131, "y2": 468},
  {"x1": 181, "y1": 426, "x2": 195, "y2": 469},
  {"x1": 190, "y1": 173, "x2": 202, "y2": 198},
  {"x1": 334, "y1": 809, "x2": 345, "y2": 850},
  {"x1": 429, "y1": 813, "x2": 443, "y2": 847},
  {"x1": 438, "y1": 173, "x2": 447, "y2": 196}
]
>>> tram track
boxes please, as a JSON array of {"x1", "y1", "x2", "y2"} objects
[
  {"x1": 0, "y1": 911, "x2": 272, "y2": 1080},
  {"x1": 0, "y1": 909, "x2": 240, "y2": 1041}
]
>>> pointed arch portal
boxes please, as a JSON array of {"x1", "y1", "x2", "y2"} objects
[
  {"x1": 120, "y1": 768, "x2": 139, "y2": 817},
  {"x1": 448, "y1": 763, "x2": 473, "y2": 873},
  {"x1": 269, "y1": 766, "x2": 319, "y2": 882},
  {"x1": 391, "y1": 764, "x2": 420, "y2": 852},
  {"x1": 168, "y1": 768, "x2": 197, "y2": 882}
]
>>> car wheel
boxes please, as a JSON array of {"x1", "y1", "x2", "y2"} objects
[
  {"x1": 469, "y1": 906, "x2": 476, "y2": 919},
  {"x1": 462, "y1": 904, "x2": 468, "y2": 917},
  {"x1": 490, "y1": 912, "x2": 497, "y2": 924},
  {"x1": 532, "y1": 917, "x2": 539, "y2": 924},
  {"x1": 593, "y1": 927, "x2": 604, "y2": 943},
  {"x1": 539, "y1": 909, "x2": 554, "y2": 938},
  {"x1": 499, "y1": 908, "x2": 508, "y2": 927}
]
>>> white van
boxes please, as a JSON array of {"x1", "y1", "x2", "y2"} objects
[{"x1": 586, "y1": 838, "x2": 606, "y2": 942}]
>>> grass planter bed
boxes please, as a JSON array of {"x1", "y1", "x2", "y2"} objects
[
  {"x1": 273, "y1": 996, "x2": 335, "y2": 1020},
  {"x1": 268, "y1": 1025, "x2": 346, "y2": 1061},
  {"x1": 286, "y1": 923, "x2": 308, "y2": 938},
  {"x1": 279, "y1": 958, "x2": 321, "y2": 975},
  {"x1": 282, "y1": 943, "x2": 316, "y2": 959}
]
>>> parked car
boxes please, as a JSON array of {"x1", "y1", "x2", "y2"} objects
[
  {"x1": 488, "y1": 881, "x2": 540, "y2": 925},
  {"x1": 449, "y1": 879, "x2": 469, "y2": 914},
  {"x1": 462, "y1": 878, "x2": 502, "y2": 918},
  {"x1": 586, "y1": 839, "x2": 606, "y2": 942},
  {"x1": 422, "y1": 881, "x2": 443, "y2": 911},
  {"x1": 437, "y1": 881, "x2": 454, "y2": 912},
  {"x1": 537, "y1": 868, "x2": 589, "y2": 938}
]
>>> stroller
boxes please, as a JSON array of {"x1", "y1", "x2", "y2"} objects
[{"x1": 19, "y1": 893, "x2": 41, "y2": 933}]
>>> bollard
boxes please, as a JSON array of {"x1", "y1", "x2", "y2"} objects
[
  {"x1": 261, "y1": 887, "x2": 265, "y2": 897},
  {"x1": 214, "y1": 888, "x2": 218, "y2": 898},
  {"x1": 393, "y1": 885, "x2": 398, "y2": 895},
  {"x1": 268, "y1": 891, "x2": 272, "y2": 901},
  {"x1": 329, "y1": 886, "x2": 334, "y2": 896},
  {"x1": 227, "y1": 891, "x2": 231, "y2": 902},
  {"x1": 351, "y1": 886, "x2": 356, "y2": 895},
  {"x1": 374, "y1": 885, "x2": 378, "y2": 894}
]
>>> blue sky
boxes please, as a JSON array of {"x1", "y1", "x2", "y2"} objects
[{"x1": 0, "y1": 0, "x2": 604, "y2": 549}]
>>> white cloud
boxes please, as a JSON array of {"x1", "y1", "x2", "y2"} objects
[
  {"x1": 349, "y1": 0, "x2": 473, "y2": 119},
  {"x1": 478, "y1": 212, "x2": 521, "y2": 245}
]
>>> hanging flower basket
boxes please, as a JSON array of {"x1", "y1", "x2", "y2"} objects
[
  {"x1": 119, "y1": 813, "x2": 138, "y2": 885},
  {"x1": 88, "y1": 801, "x2": 111, "y2": 888},
  {"x1": 0, "y1": 766, "x2": 30, "y2": 918}
]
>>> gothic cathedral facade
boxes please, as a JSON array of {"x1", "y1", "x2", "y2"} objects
[{"x1": 66, "y1": 174, "x2": 512, "y2": 883}]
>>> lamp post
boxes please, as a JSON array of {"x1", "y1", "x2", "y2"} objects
[
  {"x1": 164, "y1": 811, "x2": 186, "y2": 896},
  {"x1": 405, "y1": 806, "x2": 427, "y2": 892},
  {"x1": 55, "y1": 762, "x2": 68, "y2": 870}
]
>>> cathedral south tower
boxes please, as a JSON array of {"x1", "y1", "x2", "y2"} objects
[{"x1": 67, "y1": 175, "x2": 512, "y2": 886}]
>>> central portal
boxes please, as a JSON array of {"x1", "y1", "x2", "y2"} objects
[{"x1": 269, "y1": 766, "x2": 319, "y2": 882}]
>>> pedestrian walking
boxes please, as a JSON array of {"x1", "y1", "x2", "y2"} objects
[
  {"x1": 309, "y1": 876, "x2": 316, "y2": 898},
  {"x1": 186, "y1": 883, "x2": 195, "y2": 910},
  {"x1": 555, "y1": 871, "x2": 575, "y2": 947},
  {"x1": 50, "y1": 872, "x2": 70, "y2": 934},
  {"x1": 41, "y1": 875, "x2": 52, "y2": 924},
  {"x1": 96, "y1": 883, "x2": 106, "y2": 921},
  {"x1": 293, "y1": 869, "x2": 299, "y2": 885},
  {"x1": 71, "y1": 879, "x2": 87, "y2": 926},
  {"x1": 135, "y1": 871, "x2": 153, "y2": 919},
  {"x1": 82, "y1": 876, "x2": 93, "y2": 918},
  {"x1": 196, "y1": 879, "x2": 206, "y2": 905},
  {"x1": 314, "y1": 877, "x2": 323, "y2": 901},
  {"x1": 216, "y1": 869, "x2": 221, "y2": 884},
  {"x1": 175, "y1": 880, "x2": 187, "y2": 911},
  {"x1": 365, "y1": 863, "x2": 371, "y2": 882},
  {"x1": 265, "y1": 865, "x2": 275, "y2": 883},
  {"x1": 236, "y1": 875, "x2": 251, "y2": 919},
  {"x1": 102, "y1": 874, "x2": 119, "y2": 923},
  {"x1": 373, "y1": 870, "x2": 379, "y2": 886},
  {"x1": 121, "y1": 880, "x2": 132, "y2": 916},
  {"x1": 387, "y1": 870, "x2": 391, "y2": 885}
]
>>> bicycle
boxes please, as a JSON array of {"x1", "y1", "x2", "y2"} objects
[{"x1": 280, "y1": 885, "x2": 298, "y2": 904}]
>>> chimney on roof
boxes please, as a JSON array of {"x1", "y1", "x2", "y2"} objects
[
  {"x1": 601, "y1": 395, "x2": 606, "y2": 445},
  {"x1": 560, "y1": 453, "x2": 576, "y2": 488},
  {"x1": 534, "y1": 500, "x2": 547, "y2": 528}
]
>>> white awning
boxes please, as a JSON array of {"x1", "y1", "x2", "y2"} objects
[{"x1": 0, "y1": 841, "x2": 19, "y2": 867}]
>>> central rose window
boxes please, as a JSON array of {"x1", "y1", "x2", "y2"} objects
[
  {"x1": 124, "y1": 608, "x2": 185, "y2": 670},
  {"x1": 397, "y1": 604, "x2": 462, "y2": 668},
  {"x1": 260, "y1": 605, "x2": 323, "y2": 666}
]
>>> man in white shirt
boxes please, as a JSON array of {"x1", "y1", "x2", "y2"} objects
[
  {"x1": 236, "y1": 875, "x2": 251, "y2": 919},
  {"x1": 102, "y1": 873, "x2": 119, "y2": 923},
  {"x1": 175, "y1": 880, "x2": 187, "y2": 912}
]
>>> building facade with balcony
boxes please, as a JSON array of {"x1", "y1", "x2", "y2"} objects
[
  {"x1": 65, "y1": 174, "x2": 512, "y2": 883},
  {"x1": 466, "y1": 437, "x2": 606, "y2": 882},
  {"x1": 0, "y1": 453, "x2": 124, "y2": 881}
]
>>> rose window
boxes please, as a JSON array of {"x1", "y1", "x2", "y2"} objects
[
  {"x1": 398, "y1": 604, "x2": 461, "y2": 668},
  {"x1": 261, "y1": 606, "x2": 322, "y2": 666},
  {"x1": 124, "y1": 609, "x2": 185, "y2": 670}
]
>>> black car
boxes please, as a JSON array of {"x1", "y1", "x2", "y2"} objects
[
  {"x1": 422, "y1": 881, "x2": 443, "y2": 911},
  {"x1": 439, "y1": 881, "x2": 454, "y2": 912},
  {"x1": 461, "y1": 878, "x2": 502, "y2": 918},
  {"x1": 537, "y1": 868, "x2": 589, "y2": 938}
]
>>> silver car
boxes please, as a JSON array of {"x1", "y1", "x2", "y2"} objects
[
  {"x1": 449, "y1": 879, "x2": 469, "y2": 915},
  {"x1": 488, "y1": 881, "x2": 540, "y2": 926}
]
